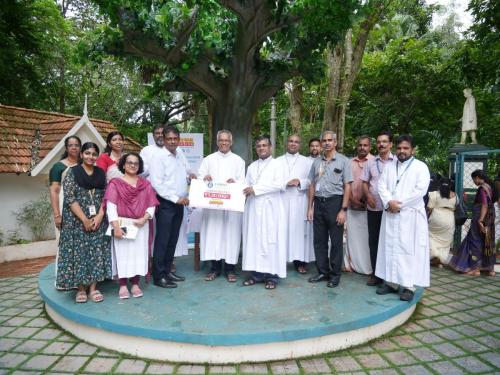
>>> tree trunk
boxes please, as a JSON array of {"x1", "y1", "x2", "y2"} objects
[
  {"x1": 322, "y1": 43, "x2": 343, "y2": 133},
  {"x1": 323, "y1": 1, "x2": 387, "y2": 152},
  {"x1": 59, "y1": 59, "x2": 65, "y2": 113},
  {"x1": 211, "y1": 99, "x2": 255, "y2": 164},
  {"x1": 286, "y1": 78, "x2": 303, "y2": 134}
]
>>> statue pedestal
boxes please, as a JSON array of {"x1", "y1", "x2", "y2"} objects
[{"x1": 448, "y1": 144, "x2": 490, "y2": 181}]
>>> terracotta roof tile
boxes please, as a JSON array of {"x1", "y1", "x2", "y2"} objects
[{"x1": 0, "y1": 104, "x2": 143, "y2": 174}]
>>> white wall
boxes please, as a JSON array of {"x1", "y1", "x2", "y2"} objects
[{"x1": 0, "y1": 174, "x2": 54, "y2": 243}]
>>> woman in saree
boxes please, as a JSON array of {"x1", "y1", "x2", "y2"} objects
[
  {"x1": 56, "y1": 142, "x2": 111, "y2": 302},
  {"x1": 49, "y1": 136, "x2": 81, "y2": 231},
  {"x1": 449, "y1": 169, "x2": 496, "y2": 276},
  {"x1": 104, "y1": 153, "x2": 159, "y2": 299},
  {"x1": 96, "y1": 131, "x2": 124, "y2": 182}
]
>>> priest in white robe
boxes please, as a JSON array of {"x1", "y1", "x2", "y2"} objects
[
  {"x1": 375, "y1": 135, "x2": 430, "y2": 302},
  {"x1": 277, "y1": 135, "x2": 314, "y2": 274},
  {"x1": 242, "y1": 135, "x2": 287, "y2": 289},
  {"x1": 198, "y1": 130, "x2": 245, "y2": 282}
]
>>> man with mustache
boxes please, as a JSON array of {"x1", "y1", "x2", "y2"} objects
[
  {"x1": 361, "y1": 131, "x2": 395, "y2": 286},
  {"x1": 308, "y1": 138, "x2": 321, "y2": 160},
  {"x1": 344, "y1": 136, "x2": 374, "y2": 274},
  {"x1": 242, "y1": 136, "x2": 287, "y2": 289},
  {"x1": 375, "y1": 134, "x2": 430, "y2": 302},
  {"x1": 307, "y1": 131, "x2": 353, "y2": 288}
]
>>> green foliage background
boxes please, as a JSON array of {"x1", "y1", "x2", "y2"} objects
[{"x1": 0, "y1": 0, "x2": 498, "y2": 175}]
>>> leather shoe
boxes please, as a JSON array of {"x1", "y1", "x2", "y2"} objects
[
  {"x1": 327, "y1": 278, "x2": 340, "y2": 288},
  {"x1": 376, "y1": 284, "x2": 398, "y2": 295},
  {"x1": 308, "y1": 274, "x2": 329, "y2": 283},
  {"x1": 154, "y1": 278, "x2": 177, "y2": 288},
  {"x1": 366, "y1": 275, "x2": 383, "y2": 286},
  {"x1": 166, "y1": 272, "x2": 185, "y2": 282},
  {"x1": 400, "y1": 288, "x2": 415, "y2": 302}
]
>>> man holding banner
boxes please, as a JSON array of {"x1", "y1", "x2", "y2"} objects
[{"x1": 198, "y1": 130, "x2": 246, "y2": 282}]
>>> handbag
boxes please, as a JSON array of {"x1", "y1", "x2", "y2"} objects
[{"x1": 454, "y1": 197, "x2": 467, "y2": 226}]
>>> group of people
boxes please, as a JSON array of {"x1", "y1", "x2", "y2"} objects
[{"x1": 49, "y1": 125, "x2": 496, "y2": 304}]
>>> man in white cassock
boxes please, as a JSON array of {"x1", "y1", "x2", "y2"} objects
[
  {"x1": 242, "y1": 135, "x2": 287, "y2": 289},
  {"x1": 198, "y1": 130, "x2": 245, "y2": 282},
  {"x1": 277, "y1": 135, "x2": 314, "y2": 274},
  {"x1": 375, "y1": 135, "x2": 430, "y2": 302}
]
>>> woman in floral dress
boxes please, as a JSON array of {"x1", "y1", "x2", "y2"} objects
[{"x1": 56, "y1": 142, "x2": 111, "y2": 303}]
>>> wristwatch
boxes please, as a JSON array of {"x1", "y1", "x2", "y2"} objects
[{"x1": 342, "y1": 207, "x2": 348, "y2": 212}]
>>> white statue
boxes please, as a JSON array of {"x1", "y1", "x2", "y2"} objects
[{"x1": 460, "y1": 88, "x2": 477, "y2": 144}]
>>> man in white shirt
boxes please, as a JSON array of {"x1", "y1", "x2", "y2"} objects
[
  {"x1": 376, "y1": 135, "x2": 430, "y2": 302},
  {"x1": 198, "y1": 130, "x2": 245, "y2": 282},
  {"x1": 140, "y1": 124, "x2": 164, "y2": 179},
  {"x1": 149, "y1": 126, "x2": 191, "y2": 288},
  {"x1": 277, "y1": 135, "x2": 314, "y2": 274},
  {"x1": 242, "y1": 136, "x2": 287, "y2": 289}
]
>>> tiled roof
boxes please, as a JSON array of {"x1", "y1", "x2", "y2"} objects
[{"x1": 0, "y1": 104, "x2": 143, "y2": 174}]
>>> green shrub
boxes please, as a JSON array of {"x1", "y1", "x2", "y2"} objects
[
  {"x1": 6, "y1": 230, "x2": 29, "y2": 245},
  {"x1": 14, "y1": 194, "x2": 53, "y2": 242}
]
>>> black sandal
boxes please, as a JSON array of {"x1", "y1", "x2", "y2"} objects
[
  {"x1": 265, "y1": 280, "x2": 277, "y2": 290},
  {"x1": 243, "y1": 278, "x2": 256, "y2": 286},
  {"x1": 226, "y1": 273, "x2": 237, "y2": 283}
]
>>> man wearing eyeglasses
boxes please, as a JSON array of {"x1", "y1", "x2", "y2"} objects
[
  {"x1": 198, "y1": 130, "x2": 245, "y2": 283},
  {"x1": 149, "y1": 126, "x2": 194, "y2": 288},
  {"x1": 360, "y1": 131, "x2": 395, "y2": 287}
]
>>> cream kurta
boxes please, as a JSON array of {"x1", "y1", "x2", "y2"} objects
[
  {"x1": 198, "y1": 151, "x2": 246, "y2": 264},
  {"x1": 242, "y1": 157, "x2": 287, "y2": 278},
  {"x1": 376, "y1": 157, "x2": 430, "y2": 287},
  {"x1": 276, "y1": 153, "x2": 315, "y2": 262},
  {"x1": 107, "y1": 202, "x2": 156, "y2": 278}
]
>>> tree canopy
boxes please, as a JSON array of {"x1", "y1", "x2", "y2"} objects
[{"x1": 93, "y1": 0, "x2": 359, "y2": 159}]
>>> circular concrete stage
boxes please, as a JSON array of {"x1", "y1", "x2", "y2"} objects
[{"x1": 39, "y1": 255, "x2": 422, "y2": 363}]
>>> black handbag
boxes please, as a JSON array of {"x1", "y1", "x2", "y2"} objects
[{"x1": 454, "y1": 197, "x2": 467, "y2": 226}]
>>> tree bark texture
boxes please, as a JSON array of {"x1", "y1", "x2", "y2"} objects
[
  {"x1": 286, "y1": 78, "x2": 303, "y2": 134},
  {"x1": 322, "y1": 0, "x2": 387, "y2": 152}
]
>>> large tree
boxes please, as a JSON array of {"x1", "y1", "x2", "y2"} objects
[{"x1": 93, "y1": 0, "x2": 357, "y2": 160}]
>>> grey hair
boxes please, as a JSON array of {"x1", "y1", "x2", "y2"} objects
[
  {"x1": 217, "y1": 130, "x2": 233, "y2": 142},
  {"x1": 358, "y1": 135, "x2": 371, "y2": 144},
  {"x1": 320, "y1": 131, "x2": 336, "y2": 140}
]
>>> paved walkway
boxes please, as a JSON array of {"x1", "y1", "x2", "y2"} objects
[{"x1": 0, "y1": 266, "x2": 498, "y2": 374}]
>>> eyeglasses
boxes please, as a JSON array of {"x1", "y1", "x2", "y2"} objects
[
  {"x1": 67, "y1": 144, "x2": 80, "y2": 148},
  {"x1": 125, "y1": 161, "x2": 140, "y2": 167}
]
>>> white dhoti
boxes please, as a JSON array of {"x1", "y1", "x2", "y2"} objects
[{"x1": 344, "y1": 210, "x2": 372, "y2": 274}]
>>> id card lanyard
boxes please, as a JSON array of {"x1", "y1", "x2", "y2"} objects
[
  {"x1": 88, "y1": 189, "x2": 97, "y2": 217},
  {"x1": 393, "y1": 157, "x2": 414, "y2": 194}
]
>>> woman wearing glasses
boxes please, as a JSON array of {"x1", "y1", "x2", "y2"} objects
[{"x1": 104, "y1": 153, "x2": 159, "y2": 299}]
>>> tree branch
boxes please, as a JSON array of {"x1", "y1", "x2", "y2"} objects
[
  {"x1": 115, "y1": 7, "x2": 226, "y2": 100},
  {"x1": 215, "y1": 0, "x2": 249, "y2": 20}
]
